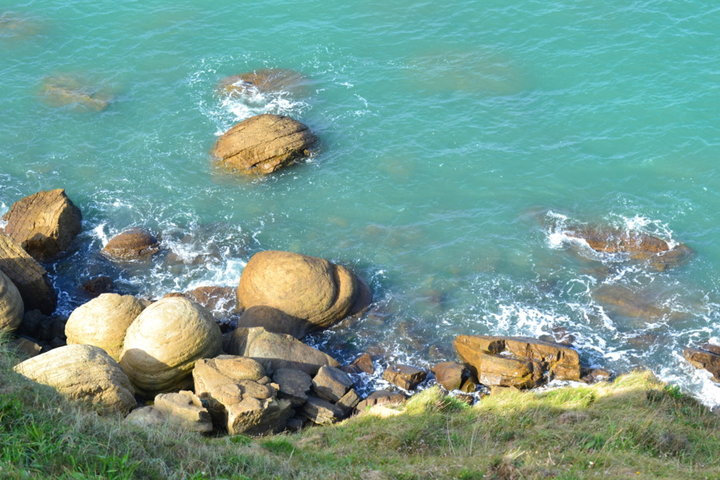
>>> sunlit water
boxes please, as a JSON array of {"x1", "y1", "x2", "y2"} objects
[{"x1": 1, "y1": 1, "x2": 719, "y2": 405}]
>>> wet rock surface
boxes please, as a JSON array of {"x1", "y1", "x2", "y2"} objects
[
  {"x1": 382, "y1": 364, "x2": 427, "y2": 390},
  {"x1": 684, "y1": 345, "x2": 720, "y2": 382},
  {"x1": 218, "y1": 68, "x2": 308, "y2": 96},
  {"x1": 102, "y1": 228, "x2": 160, "y2": 261}
]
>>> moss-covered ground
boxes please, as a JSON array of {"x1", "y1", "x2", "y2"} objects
[{"x1": 1, "y1": 337, "x2": 719, "y2": 480}]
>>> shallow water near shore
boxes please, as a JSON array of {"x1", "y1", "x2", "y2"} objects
[{"x1": 1, "y1": 1, "x2": 719, "y2": 405}]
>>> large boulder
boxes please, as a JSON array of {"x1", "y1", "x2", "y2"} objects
[
  {"x1": 683, "y1": 345, "x2": 720, "y2": 382},
  {"x1": 212, "y1": 114, "x2": 317, "y2": 175},
  {"x1": 120, "y1": 296, "x2": 222, "y2": 395},
  {"x1": 0, "y1": 234, "x2": 56, "y2": 313},
  {"x1": 237, "y1": 250, "x2": 371, "y2": 331},
  {"x1": 454, "y1": 335, "x2": 581, "y2": 389},
  {"x1": 65, "y1": 293, "x2": 145, "y2": 361},
  {"x1": 193, "y1": 355, "x2": 293, "y2": 435},
  {"x1": 2, "y1": 189, "x2": 82, "y2": 262},
  {"x1": 13, "y1": 344, "x2": 136, "y2": 414},
  {"x1": 218, "y1": 68, "x2": 308, "y2": 97},
  {"x1": 0, "y1": 268, "x2": 23, "y2": 332},
  {"x1": 382, "y1": 364, "x2": 427, "y2": 390},
  {"x1": 102, "y1": 228, "x2": 160, "y2": 261},
  {"x1": 224, "y1": 327, "x2": 339, "y2": 375}
]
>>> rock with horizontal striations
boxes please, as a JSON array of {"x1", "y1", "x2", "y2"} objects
[
  {"x1": 431, "y1": 362, "x2": 467, "y2": 391},
  {"x1": 193, "y1": 355, "x2": 292, "y2": 435},
  {"x1": 14, "y1": 344, "x2": 135, "y2": 414},
  {"x1": 355, "y1": 390, "x2": 407, "y2": 411},
  {"x1": 0, "y1": 234, "x2": 56, "y2": 314},
  {"x1": 212, "y1": 114, "x2": 317, "y2": 175},
  {"x1": 102, "y1": 228, "x2": 160, "y2": 261},
  {"x1": 120, "y1": 296, "x2": 222, "y2": 396},
  {"x1": 0, "y1": 268, "x2": 23, "y2": 332},
  {"x1": 224, "y1": 326, "x2": 339, "y2": 375},
  {"x1": 383, "y1": 364, "x2": 427, "y2": 390},
  {"x1": 2, "y1": 189, "x2": 81, "y2": 262},
  {"x1": 65, "y1": 293, "x2": 145, "y2": 361},
  {"x1": 236, "y1": 305, "x2": 310, "y2": 339},
  {"x1": 683, "y1": 346, "x2": 720, "y2": 382},
  {"x1": 302, "y1": 396, "x2": 344, "y2": 425},
  {"x1": 273, "y1": 367, "x2": 312, "y2": 407},
  {"x1": 312, "y1": 366, "x2": 354, "y2": 402},
  {"x1": 237, "y1": 250, "x2": 371, "y2": 332},
  {"x1": 218, "y1": 68, "x2": 308, "y2": 96}
]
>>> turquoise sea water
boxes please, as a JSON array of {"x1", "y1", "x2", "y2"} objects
[{"x1": 2, "y1": 1, "x2": 719, "y2": 403}]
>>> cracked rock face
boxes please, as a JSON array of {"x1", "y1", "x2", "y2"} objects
[
  {"x1": 14, "y1": 344, "x2": 136, "y2": 414},
  {"x1": 0, "y1": 268, "x2": 23, "y2": 333},
  {"x1": 0, "y1": 234, "x2": 56, "y2": 314},
  {"x1": 120, "y1": 296, "x2": 222, "y2": 396},
  {"x1": 212, "y1": 114, "x2": 316, "y2": 175}
]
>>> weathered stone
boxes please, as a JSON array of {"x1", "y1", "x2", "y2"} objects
[
  {"x1": 237, "y1": 305, "x2": 310, "y2": 339},
  {"x1": 355, "y1": 390, "x2": 407, "y2": 411},
  {"x1": 184, "y1": 286, "x2": 238, "y2": 318},
  {"x1": 2, "y1": 189, "x2": 81, "y2": 261},
  {"x1": 273, "y1": 368, "x2": 312, "y2": 406},
  {"x1": 212, "y1": 114, "x2": 316, "y2": 175},
  {"x1": 581, "y1": 368, "x2": 613, "y2": 384},
  {"x1": 10, "y1": 336, "x2": 42, "y2": 357},
  {"x1": 237, "y1": 250, "x2": 371, "y2": 331},
  {"x1": 700, "y1": 344, "x2": 720, "y2": 355},
  {"x1": 80, "y1": 276, "x2": 114, "y2": 297},
  {"x1": 460, "y1": 377, "x2": 478, "y2": 393},
  {"x1": 0, "y1": 234, "x2": 56, "y2": 313},
  {"x1": 312, "y1": 366, "x2": 353, "y2": 402},
  {"x1": 592, "y1": 285, "x2": 670, "y2": 320},
  {"x1": 342, "y1": 353, "x2": 375, "y2": 375},
  {"x1": 218, "y1": 68, "x2": 308, "y2": 96},
  {"x1": 224, "y1": 326, "x2": 339, "y2": 375},
  {"x1": 14, "y1": 344, "x2": 135, "y2": 414},
  {"x1": 102, "y1": 228, "x2": 159, "y2": 261},
  {"x1": 120, "y1": 296, "x2": 222, "y2": 395},
  {"x1": 382, "y1": 364, "x2": 427, "y2": 390},
  {"x1": 302, "y1": 396, "x2": 344, "y2": 425},
  {"x1": 153, "y1": 390, "x2": 213, "y2": 433},
  {"x1": 40, "y1": 75, "x2": 112, "y2": 111},
  {"x1": 336, "y1": 388, "x2": 360, "y2": 416},
  {"x1": 0, "y1": 268, "x2": 23, "y2": 332},
  {"x1": 125, "y1": 406, "x2": 166, "y2": 428},
  {"x1": 684, "y1": 347, "x2": 720, "y2": 382},
  {"x1": 431, "y1": 362, "x2": 466, "y2": 391},
  {"x1": 65, "y1": 293, "x2": 145, "y2": 361},
  {"x1": 193, "y1": 356, "x2": 293, "y2": 435}
]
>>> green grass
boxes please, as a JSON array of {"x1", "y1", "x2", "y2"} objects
[{"x1": 2, "y1": 335, "x2": 720, "y2": 479}]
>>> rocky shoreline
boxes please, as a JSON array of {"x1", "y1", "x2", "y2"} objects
[{"x1": 1, "y1": 186, "x2": 718, "y2": 436}]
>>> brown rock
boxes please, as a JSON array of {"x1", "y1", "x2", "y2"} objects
[
  {"x1": 336, "y1": 388, "x2": 360, "y2": 416},
  {"x1": 684, "y1": 347, "x2": 720, "y2": 382},
  {"x1": 80, "y1": 276, "x2": 114, "y2": 297},
  {"x1": 355, "y1": 390, "x2": 407, "y2": 411},
  {"x1": 224, "y1": 326, "x2": 339, "y2": 375},
  {"x1": 212, "y1": 114, "x2": 316, "y2": 175},
  {"x1": 14, "y1": 344, "x2": 136, "y2": 414},
  {"x1": 273, "y1": 368, "x2": 312, "y2": 406},
  {"x1": 237, "y1": 305, "x2": 310, "y2": 339},
  {"x1": 41, "y1": 75, "x2": 112, "y2": 111},
  {"x1": 237, "y1": 250, "x2": 370, "y2": 331},
  {"x1": 102, "y1": 228, "x2": 160, "y2": 261},
  {"x1": 120, "y1": 296, "x2": 222, "y2": 395},
  {"x1": 0, "y1": 268, "x2": 23, "y2": 332},
  {"x1": 592, "y1": 285, "x2": 670, "y2": 320},
  {"x1": 700, "y1": 344, "x2": 720, "y2": 355},
  {"x1": 312, "y1": 366, "x2": 353, "y2": 402},
  {"x1": 431, "y1": 362, "x2": 466, "y2": 391},
  {"x1": 10, "y1": 336, "x2": 42, "y2": 357},
  {"x1": 193, "y1": 356, "x2": 293, "y2": 435},
  {"x1": 383, "y1": 364, "x2": 427, "y2": 390},
  {"x1": 153, "y1": 390, "x2": 213, "y2": 433},
  {"x1": 2, "y1": 189, "x2": 81, "y2": 261},
  {"x1": 0, "y1": 234, "x2": 56, "y2": 313},
  {"x1": 218, "y1": 68, "x2": 308, "y2": 96},
  {"x1": 65, "y1": 293, "x2": 145, "y2": 361},
  {"x1": 581, "y1": 368, "x2": 613, "y2": 383},
  {"x1": 342, "y1": 353, "x2": 375, "y2": 375},
  {"x1": 184, "y1": 286, "x2": 238, "y2": 317},
  {"x1": 301, "y1": 396, "x2": 344, "y2": 425}
]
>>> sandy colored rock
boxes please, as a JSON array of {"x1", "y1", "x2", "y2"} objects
[
  {"x1": 383, "y1": 364, "x2": 427, "y2": 390},
  {"x1": 0, "y1": 268, "x2": 23, "y2": 332},
  {"x1": 224, "y1": 326, "x2": 339, "y2": 375},
  {"x1": 13, "y1": 344, "x2": 135, "y2": 414},
  {"x1": 120, "y1": 296, "x2": 222, "y2": 395},
  {"x1": 312, "y1": 366, "x2": 353, "y2": 402},
  {"x1": 218, "y1": 68, "x2": 308, "y2": 96},
  {"x1": 237, "y1": 250, "x2": 371, "y2": 331},
  {"x1": 65, "y1": 293, "x2": 145, "y2": 361},
  {"x1": 302, "y1": 396, "x2": 344, "y2": 425},
  {"x1": 355, "y1": 390, "x2": 407, "y2": 411},
  {"x1": 237, "y1": 305, "x2": 310, "y2": 339},
  {"x1": 102, "y1": 228, "x2": 160, "y2": 261},
  {"x1": 684, "y1": 346, "x2": 720, "y2": 382},
  {"x1": 212, "y1": 114, "x2": 317, "y2": 175},
  {"x1": 2, "y1": 189, "x2": 82, "y2": 261},
  {"x1": 431, "y1": 362, "x2": 466, "y2": 391},
  {"x1": 193, "y1": 356, "x2": 293, "y2": 435},
  {"x1": 0, "y1": 234, "x2": 56, "y2": 314},
  {"x1": 153, "y1": 390, "x2": 213, "y2": 433}
]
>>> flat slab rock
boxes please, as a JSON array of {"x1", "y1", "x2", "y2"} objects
[
  {"x1": 302, "y1": 396, "x2": 344, "y2": 425},
  {"x1": 383, "y1": 364, "x2": 427, "y2": 390},
  {"x1": 356, "y1": 390, "x2": 407, "y2": 411},
  {"x1": 312, "y1": 366, "x2": 354, "y2": 402},
  {"x1": 273, "y1": 367, "x2": 312, "y2": 406}
]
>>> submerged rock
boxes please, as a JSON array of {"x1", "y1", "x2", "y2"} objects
[
  {"x1": 102, "y1": 228, "x2": 160, "y2": 261},
  {"x1": 0, "y1": 268, "x2": 23, "y2": 332},
  {"x1": 0, "y1": 234, "x2": 56, "y2": 314},
  {"x1": 80, "y1": 276, "x2": 114, "y2": 297},
  {"x1": 683, "y1": 345, "x2": 720, "y2": 382},
  {"x1": 218, "y1": 68, "x2": 308, "y2": 96},
  {"x1": 2, "y1": 189, "x2": 82, "y2": 262},
  {"x1": 14, "y1": 344, "x2": 136, "y2": 414},
  {"x1": 454, "y1": 335, "x2": 581, "y2": 389},
  {"x1": 65, "y1": 293, "x2": 145, "y2": 361},
  {"x1": 120, "y1": 296, "x2": 222, "y2": 396},
  {"x1": 237, "y1": 250, "x2": 371, "y2": 332},
  {"x1": 592, "y1": 284, "x2": 672, "y2": 320},
  {"x1": 212, "y1": 114, "x2": 316, "y2": 175},
  {"x1": 40, "y1": 75, "x2": 113, "y2": 111}
]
